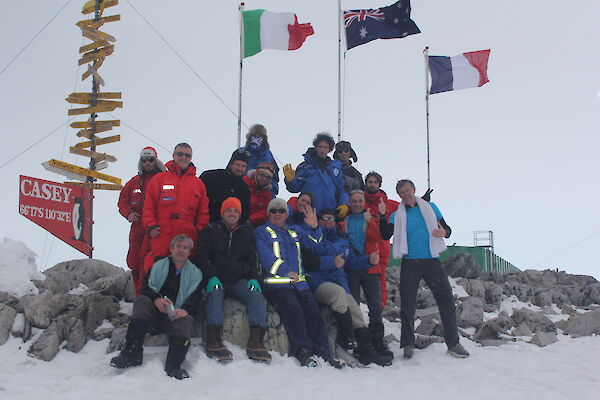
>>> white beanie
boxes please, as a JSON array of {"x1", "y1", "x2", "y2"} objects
[
  {"x1": 267, "y1": 198, "x2": 289, "y2": 214},
  {"x1": 140, "y1": 146, "x2": 158, "y2": 159}
]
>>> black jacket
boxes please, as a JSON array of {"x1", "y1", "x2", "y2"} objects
[
  {"x1": 341, "y1": 163, "x2": 364, "y2": 194},
  {"x1": 193, "y1": 221, "x2": 258, "y2": 283},
  {"x1": 140, "y1": 257, "x2": 204, "y2": 315},
  {"x1": 200, "y1": 168, "x2": 251, "y2": 223}
]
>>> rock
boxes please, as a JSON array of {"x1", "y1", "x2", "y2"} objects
[
  {"x1": 456, "y1": 296, "x2": 484, "y2": 329},
  {"x1": 414, "y1": 334, "x2": 444, "y2": 349},
  {"x1": 541, "y1": 306, "x2": 558, "y2": 315},
  {"x1": 63, "y1": 318, "x2": 87, "y2": 353},
  {"x1": 554, "y1": 319, "x2": 569, "y2": 331},
  {"x1": 443, "y1": 253, "x2": 480, "y2": 279},
  {"x1": 82, "y1": 292, "x2": 120, "y2": 335},
  {"x1": 106, "y1": 326, "x2": 127, "y2": 354},
  {"x1": 474, "y1": 312, "x2": 512, "y2": 343},
  {"x1": 534, "y1": 291, "x2": 553, "y2": 307},
  {"x1": 479, "y1": 270, "x2": 506, "y2": 284},
  {"x1": 584, "y1": 283, "x2": 600, "y2": 305},
  {"x1": 88, "y1": 272, "x2": 135, "y2": 302},
  {"x1": 562, "y1": 309, "x2": 600, "y2": 338},
  {"x1": 43, "y1": 259, "x2": 126, "y2": 294},
  {"x1": 23, "y1": 293, "x2": 68, "y2": 329},
  {"x1": 28, "y1": 322, "x2": 62, "y2": 361},
  {"x1": 556, "y1": 272, "x2": 597, "y2": 287},
  {"x1": 456, "y1": 278, "x2": 486, "y2": 299},
  {"x1": 382, "y1": 305, "x2": 401, "y2": 322},
  {"x1": 0, "y1": 291, "x2": 21, "y2": 310},
  {"x1": 529, "y1": 331, "x2": 558, "y2": 347},
  {"x1": 560, "y1": 304, "x2": 576, "y2": 315},
  {"x1": 483, "y1": 281, "x2": 504, "y2": 304},
  {"x1": 520, "y1": 270, "x2": 558, "y2": 288},
  {"x1": 0, "y1": 304, "x2": 17, "y2": 344},
  {"x1": 511, "y1": 308, "x2": 556, "y2": 333},
  {"x1": 416, "y1": 286, "x2": 437, "y2": 309},
  {"x1": 479, "y1": 339, "x2": 509, "y2": 346},
  {"x1": 415, "y1": 314, "x2": 443, "y2": 337},
  {"x1": 91, "y1": 327, "x2": 114, "y2": 341},
  {"x1": 512, "y1": 322, "x2": 534, "y2": 337}
]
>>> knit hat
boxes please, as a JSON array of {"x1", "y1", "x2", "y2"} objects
[
  {"x1": 220, "y1": 197, "x2": 242, "y2": 216},
  {"x1": 138, "y1": 146, "x2": 166, "y2": 175},
  {"x1": 318, "y1": 208, "x2": 335, "y2": 219},
  {"x1": 256, "y1": 162, "x2": 275, "y2": 176},
  {"x1": 227, "y1": 149, "x2": 250, "y2": 169},
  {"x1": 267, "y1": 198, "x2": 289, "y2": 215}
]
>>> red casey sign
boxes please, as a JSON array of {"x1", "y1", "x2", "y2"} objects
[{"x1": 19, "y1": 175, "x2": 92, "y2": 256}]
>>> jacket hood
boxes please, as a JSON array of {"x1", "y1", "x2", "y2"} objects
[
  {"x1": 166, "y1": 160, "x2": 197, "y2": 176},
  {"x1": 138, "y1": 158, "x2": 166, "y2": 175}
]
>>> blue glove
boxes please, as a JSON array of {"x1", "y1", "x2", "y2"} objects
[
  {"x1": 247, "y1": 279, "x2": 262, "y2": 293},
  {"x1": 206, "y1": 277, "x2": 222, "y2": 294}
]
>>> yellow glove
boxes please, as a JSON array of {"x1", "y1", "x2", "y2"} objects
[
  {"x1": 336, "y1": 204, "x2": 349, "y2": 219},
  {"x1": 283, "y1": 164, "x2": 296, "y2": 181}
]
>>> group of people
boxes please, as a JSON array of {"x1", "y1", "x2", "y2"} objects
[{"x1": 114, "y1": 126, "x2": 469, "y2": 380}]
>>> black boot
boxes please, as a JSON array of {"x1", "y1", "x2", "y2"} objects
[
  {"x1": 165, "y1": 336, "x2": 191, "y2": 380},
  {"x1": 369, "y1": 322, "x2": 394, "y2": 359},
  {"x1": 354, "y1": 327, "x2": 392, "y2": 366},
  {"x1": 332, "y1": 310, "x2": 356, "y2": 350},
  {"x1": 110, "y1": 319, "x2": 148, "y2": 369},
  {"x1": 296, "y1": 347, "x2": 321, "y2": 367}
]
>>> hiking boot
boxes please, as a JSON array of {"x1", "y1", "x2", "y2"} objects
[
  {"x1": 370, "y1": 322, "x2": 394, "y2": 359},
  {"x1": 205, "y1": 325, "x2": 233, "y2": 362},
  {"x1": 246, "y1": 326, "x2": 271, "y2": 363},
  {"x1": 447, "y1": 343, "x2": 470, "y2": 358},
  {"x1": 354, "y1": 327, "x2": 392, "y2": 367},
  {"x1": 165, "y1": 336, "x2": 190, "y2": 378},
  {"x1": 403, "y1": 345, "x2": 414, "y2": 360},
  {"x1": 110, "y1": 319, "x2": 148, "y2": 369},
  {"x1": 332, "y1": 310, "x2": 356, "y2": 350},
  {"x1": 296, "y1": 347, "x2": 321, "y2": 367}
]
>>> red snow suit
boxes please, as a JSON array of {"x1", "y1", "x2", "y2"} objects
[
  {"x1": 117, "y1": 171, "x2": 159, "y2": 295},
  {"x1": 365, "y1": 189, "x2": 399, "y2": 309},
  {"x1": 243, "y1": 172, "x2": 273, "y2": 228},
  {"x1": 142, "y1": 161, "x2": 209, "y2": 270}
]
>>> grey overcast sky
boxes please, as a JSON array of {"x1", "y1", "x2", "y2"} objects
[{"x1": 1, "y1": 1, "x2": 599, "y2": 278}]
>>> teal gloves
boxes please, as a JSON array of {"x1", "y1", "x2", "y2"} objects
[
  {"x1": 247, "y1": 279, "x2": 262, "y2": 293},
  {"x1": 206, "y1": 277, "x2": 222, "y2": 294}
]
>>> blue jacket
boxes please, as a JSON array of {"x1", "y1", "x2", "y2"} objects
[
  {"x1": 254, "y1": 222, "x2": 322, "y2": 291},
  {"x1": 285, "y1": 148, "x2": 349, "y2": 213},
  {"x1": 240, "y1": 146, "x2": 279, "y2": 196},
  {"x1": 306, "y1": 227, "x2": 371, "y2": 293}
]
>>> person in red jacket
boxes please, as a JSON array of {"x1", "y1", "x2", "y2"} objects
[
  {"x1": 364, "y1": 172, "x2": 399, "y2": 310},
  {"x1": 243, "y1": 162, "x2": 275, "y2": 227},
  {"x1": 142, "y1": 143, "x2": 210, "y2": 271},
  {"x1": 118, "y1": 147, "x2": 166, "y2": 295}
]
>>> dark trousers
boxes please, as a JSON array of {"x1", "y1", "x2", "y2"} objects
[
  {"x1": 399, "y1": 258, "x2": 459, "y2": 348},
  {"x1": 131, "y1": 295, "x2": 194, "y2": 339},
  {"x1": 265, "y1": 289, "x2": 332, "y2": 361},
  {"x1": 346, "y1": 269, "x2": 382, "y2": 324}
]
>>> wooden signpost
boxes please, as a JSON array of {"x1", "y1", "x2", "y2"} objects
[{"x1": 42, "y1": 0, "x2": 123, "y2": 258}]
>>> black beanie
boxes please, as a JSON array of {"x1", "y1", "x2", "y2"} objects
[
  {"x1": 318, "y1": 208, "x2": 335, "y2": 219},
  {"x1": 227, "y1": 149, "x2": 250, "y2": 168},
  {"x1": 333, "y1": 140, "x2": 358, "y2": 162}
]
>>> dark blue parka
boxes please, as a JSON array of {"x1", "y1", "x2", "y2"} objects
[
  {"x1": 285, "y1": 148, "x2": 349, "y2": 213},
  {"x1": 306, "y1": 226, "x2": 371, "y2": 293},
  {"x1": 254, "y1": 222, "x2": 322, "y2": 291}
]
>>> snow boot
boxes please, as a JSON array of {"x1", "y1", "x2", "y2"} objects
[
  {"x1": 403, "y1": 345, "x2": 415, "y2": 359},
  {"x1": 205, "y1": 325, "x2": 233, "y2": 362},
  {"x1": 246, "y1": 326, "x2": 272, "y2": 363},
  {"x1": 332, "y1": 310, "x2": 356, "y2": 350},
  {"x1": 447, "y1": 342, "x2": 470, "y2": 358},
  {"x1": 164, "y1": 336, "x2": 191, "y2": 380},
  {"x1": 369, "y1": 322, "x2": 394, "y2": 359},
  {"x1": 110, "y1": 319, "x2": 148, "y2": 369},
  {"x1": 296, "y1": 347, "x2": 321, "y2": 367},
  {"x1": 354, "y1": 327, "x2": 393, "y2": 366}
]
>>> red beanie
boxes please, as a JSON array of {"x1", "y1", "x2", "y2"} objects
[{"x1": 221, "y1": 197, "x2": 242, "y2": 216}]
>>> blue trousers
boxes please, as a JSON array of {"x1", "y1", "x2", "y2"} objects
[
  {"x1": 265, "y1": 288, "x2": 332, "y2": 361},
  {"x1": 400, "y1": 258, "x2": 459, "y2": 348},
  {"x1": 206, "y1": 279, "x2": 267, "y2": 328}
]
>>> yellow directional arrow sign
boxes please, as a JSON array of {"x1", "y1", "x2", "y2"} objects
[
  {"x1": 78, "y1": 45, "x2": 114, "y2": 65},
  {"x1": 81, "y1": 0, "x2": 119, "y2": 15},
  {"x1": 79, "y1": 40, "x2": 110, "y2": 54},
  {"x1": 44, "y1": 159, "x2": 121, "y2": 184},
  {"x1": 76, "y1": 124, "x2": 115, "y2": 139},
  {"x1": 68, "y1": 102, "x2": 120, "y2": 115},
  {"x1": 70, "y1": 120, "x2": 120, "y2": 129},
  {"x1": 67, "y1": 92, "x2": 121, "y2": 99},
  {"x1": 66, "y1": 97, "x2": 123, "y2": 107},
  {"x1": 69, "y1": 146, "x2": 117, "y2": 162},
  {"x1": 74, "y1": 134, "x2": 121, "y2": 148},
  {"x1": 65, "y1": 182, "x2": 122, "y2": 190}
]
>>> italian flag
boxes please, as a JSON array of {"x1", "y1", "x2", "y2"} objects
[{"x1": 242, "y1": 9, "x2": 314, "y2": 58}]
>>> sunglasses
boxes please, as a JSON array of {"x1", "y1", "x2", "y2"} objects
[
  {"x1": 175, "y1": 151, "x2": 192, "y2": 158},
  {"x1": 320, "y1": 216, "x2": 335, "y2": 221},
  {"x1": 269, "y1": 208, "x2": 287, "y2": 214},
  {"x1": 141, "y1": 157, "x2": 155, "y2": 163}
]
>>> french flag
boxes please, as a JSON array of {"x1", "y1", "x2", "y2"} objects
[{"x1": 428, "y1": 49, "x2": 490, "y2": 95}]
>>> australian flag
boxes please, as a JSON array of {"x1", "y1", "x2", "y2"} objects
[{"x1": 344, "y1": 0, "x2": 420, "y2": 50}]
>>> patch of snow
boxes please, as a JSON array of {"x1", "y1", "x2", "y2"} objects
[
  {"x1": 68, "y1": 283, "x2": 90, "y2": 295},
  {"x1": 119, "y1": 300, "x2": 133, "y2": 315},
  {"x1": 11, "y1": 313, "x2": 25, "y2": 334},
  {"x1": 0, "y1": 238, "x2": 44, "y2": 297},
  {"x1": 449, "y1": 276, "x2": 469, "y2": 298},
  {"x1": 500, "y1": 295, "x2": 541, "y2": 316}
]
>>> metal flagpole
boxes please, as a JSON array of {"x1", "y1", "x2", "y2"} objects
[
  {"x1": 238, "y1": 3, "x2": 245, "y2": 148},
  {"x1": 424, "y1": 46, "x2": 431, "y2": 190},
  {"x1": 337, "y1": 0, "x2": 343, "y2": 141}
]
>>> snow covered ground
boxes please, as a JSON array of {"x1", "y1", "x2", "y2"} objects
[{"x1": 1, "y1": 239, "x2": 599, "y2": 400}]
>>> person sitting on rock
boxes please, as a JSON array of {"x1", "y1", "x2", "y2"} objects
[
  {"x1": 110, "y1": 234, "x2": 203, "y2": 380},
  {"x1": 254, "y1": 198, "x2": 342, "y2": 368},
  {"x1": 194, "y1": 197, "x2": 271, "y2": 363},
  {"x1": 304, "y1": 208, "x2": 392, "y2": 367}
]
